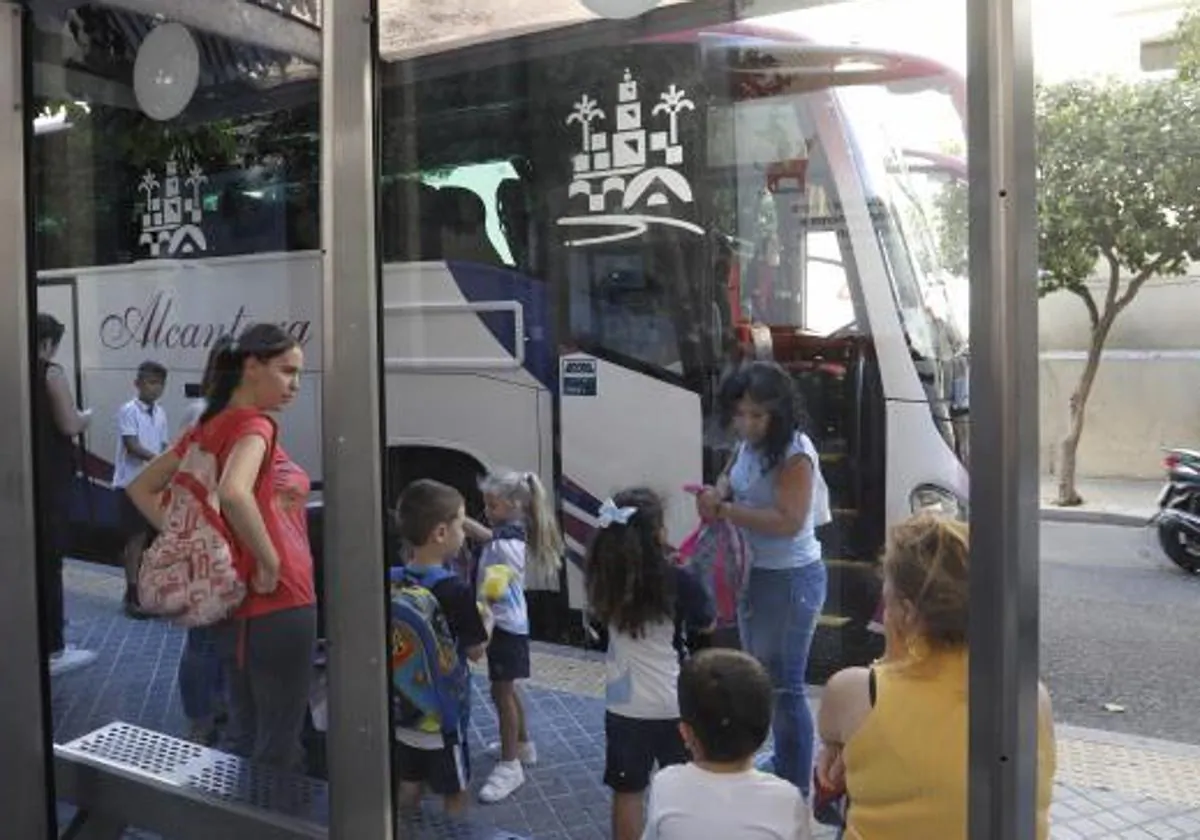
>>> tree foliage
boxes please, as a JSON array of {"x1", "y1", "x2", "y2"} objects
[
  {"x1": 1037, "y1": 78, "x2": 1200, "y2": 308},
  {"x1": 1036, "y1": 64, "x2": 1200, "y2": 503},
  {"x1": 1176, "y1": 6, "x2": 1200, "y2": 83},
  {"x1": 930, "y1": 173, "x2": 968, "y2": 279}
]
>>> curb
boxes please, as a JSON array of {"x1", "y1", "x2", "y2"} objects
[
  {"x1": 1039, "y1": 506, "x2": 1151, "y2": 527},
  {"x1": 1056, "y1": 723, "x2": 1200, "y2": 761}
]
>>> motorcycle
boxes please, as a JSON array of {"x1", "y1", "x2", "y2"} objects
[{"x1": 1152, "y1": 447, "x2": 1200, "y2": 574}]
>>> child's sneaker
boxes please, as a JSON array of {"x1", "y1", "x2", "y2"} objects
[
  {"x1": 479, "y1": 759, "x2": 525, "y2": 803},
  {"x1": 48, "y1": 645, "x2": 97, "y2": 677},
  {"x1": 484, "y1": 740, "x2": 538, "y2": 765}
]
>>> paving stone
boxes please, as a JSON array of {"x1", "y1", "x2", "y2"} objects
[{"x1": 42, "y1": 559, "x2": 1200, "y2": 839}]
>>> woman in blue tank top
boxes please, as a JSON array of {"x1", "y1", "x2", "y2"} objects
[{"x1": 696, "y1": 361, "x2": 830, "y2": 798}]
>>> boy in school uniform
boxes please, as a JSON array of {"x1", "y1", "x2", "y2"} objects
[
  {"x1": 392, "y1": 479, "x2": 491, "y2": 817},
  {"x1": 113, "y1": 360, "x2": 169, "y2": 618},
  {"x1": 642, "y1": 649, "x2": 813, "y2": 840}
]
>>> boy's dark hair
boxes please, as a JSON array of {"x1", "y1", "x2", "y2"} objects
[
  {"x1": 136, "y1": 360, "x2": 168, "y2": 382},
  {"x1": 36, "y1": 313, "x2": 65, "y2": 347},
  {"x1": 396, "y1": 479, "x2": 464, "y2": 547},
  {"x1": 678, "y1": 649, "x2": 773, "y2": 763},
  {"x1": 584, "y1": 487, "x2": 675, "y2": 639}
]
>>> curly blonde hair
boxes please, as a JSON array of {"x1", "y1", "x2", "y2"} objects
[{"x1": 883, "y1": 513, "x2": 970, "y2": 647}]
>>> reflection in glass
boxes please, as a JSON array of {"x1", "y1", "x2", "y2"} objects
[
  {"x1": 30, "y1": 1, "x2": 329, "y2": 834},
  {"x1": 372, "y1": 1, "x2": 969, "y2": 836}
]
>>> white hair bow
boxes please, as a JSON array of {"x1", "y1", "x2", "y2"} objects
[{"x1": 596, "y1": 498, "x2": 637, "y2": 528}]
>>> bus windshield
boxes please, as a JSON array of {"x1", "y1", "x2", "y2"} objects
[{"x1": 837, "y1": 80, "x2": 969, "y2": 361}]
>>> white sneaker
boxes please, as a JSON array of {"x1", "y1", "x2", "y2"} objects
[
  {"x1": 479, "y1": 759, "x2": 525, "y2": 803},
  {"x1": 49, "y1": 645, "x2": 97, "y2": 677},
  {"x1": 484, "y1": 740, "x2": 538, "y2": 765}
]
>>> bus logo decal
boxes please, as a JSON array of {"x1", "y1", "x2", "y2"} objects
[
  {"x1": 99, "y1": 290, "x2": 313, "y2": 352},
  {"x1": 137, "y1": 157, "x2": 210, "y2": 258},
  {"x1": 558, "y1": 69, "x2": 703, "y2": 247}
]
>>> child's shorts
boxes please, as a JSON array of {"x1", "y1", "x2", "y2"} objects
[
  {"x1": 393, "y1": 738, "x2": 470, "y2": 797},
  {"x1": 118, "y1": 492, "x2": 155, "y2": 543},
  {"x1": 487, "y1": 628, "x2": 531, "y2": 682},
  {"x1": 603, "y1": 712, "x2": 689, "y2": 793}
]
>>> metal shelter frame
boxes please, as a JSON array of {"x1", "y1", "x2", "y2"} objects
[{"x1": 0, "y1": 0, "x2": 1039, "y2": 837}]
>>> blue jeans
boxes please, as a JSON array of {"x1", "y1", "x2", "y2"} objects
[
  {"x1": 738, "y1": 562, "x2": 827, "y2": 797},
  {"x1": 179, "y1": 626, "x2": 225, "y2": 722}
]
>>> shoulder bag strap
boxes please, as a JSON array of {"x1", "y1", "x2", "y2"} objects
[{"x1": 717, "y1": 441, "x2": 742, "y2": 488}]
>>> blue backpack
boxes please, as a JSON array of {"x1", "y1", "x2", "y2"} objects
[{"x1": 388, "y1": 565, "x2": 469, "y2": 740}]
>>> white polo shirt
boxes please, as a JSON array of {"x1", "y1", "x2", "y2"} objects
[
  {"x1": 643, "y1": 764, "x2": 811, "y2": 840},
  {"x1": 112, "y1": 398, "x2": 169, "y2": 488}
]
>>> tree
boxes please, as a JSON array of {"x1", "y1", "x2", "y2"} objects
[
  {"x1": 1037, "y1": 74, "x2": 1200, "y2": 504},
  {"x1": 1175, "y1": 5, "x2": 1200, "y2": 82}
]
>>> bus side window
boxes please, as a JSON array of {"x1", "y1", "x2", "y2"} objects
[
  {"x1": 497, "y1": 179, "x2": 532, "y2": 272},
  {"x1": 566, "y1": 248, "x2": 683, "y2": 374}
]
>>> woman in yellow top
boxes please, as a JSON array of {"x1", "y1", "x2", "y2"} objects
[{"x1": 816, "y1": 514, "x2": 1056, "y2": 840}]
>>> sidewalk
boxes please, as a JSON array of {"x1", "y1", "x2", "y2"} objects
[
  {"x1": 56, "y1": 560, "x2": 1200, "y2": 839},
  {"x1": 1040, "y1": 476, "x2": 1159, "y2": 527}
]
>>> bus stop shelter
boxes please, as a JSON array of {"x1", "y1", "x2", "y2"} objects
[{"x1": 0, "y1": 0, "x2": 1039, "y2": 837}]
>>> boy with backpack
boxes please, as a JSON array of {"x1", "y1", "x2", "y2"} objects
[{"x1": 390, "y1": 479, "x2": 491, "y2": 816}]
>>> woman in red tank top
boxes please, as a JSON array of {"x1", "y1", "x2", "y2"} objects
[{"x1": 128, "y1": 323, "x2": 316, "y2": 771}]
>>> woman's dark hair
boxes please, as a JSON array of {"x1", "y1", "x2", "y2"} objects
[
  {"x1": 36, "y1": 313, "x2": 65, "y2": 348},
  {"x1": 584, "y1": 487, "x2": 675, "y2": 639},
  {"x1": 678, "y1": 649, "x2": 774, "y2": 763},
  {"x1": 199, "y1": 324, "x2": 300, "y2": 424},
  {"x1": 718, "y1": 361, "x2": 806, "y2": 472},
  {"x1": 200, "y1": 335, "x2": 234, "y2": 397}
]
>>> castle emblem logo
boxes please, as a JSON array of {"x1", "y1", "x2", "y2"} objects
[
  {"x1": 138, "y1": 157, "x2": 210, "y2": 258},
  {"x1": 557, "y1": 69, "x2": 705, "y2": 247}
]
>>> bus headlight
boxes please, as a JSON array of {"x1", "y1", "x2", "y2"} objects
[{"x1": 910, "y1": 484, "x2": 967, "y2": 521}]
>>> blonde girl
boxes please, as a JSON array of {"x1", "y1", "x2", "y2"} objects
[{"x1": 474, "y1": 469, "x2": 563, "y2": 803}]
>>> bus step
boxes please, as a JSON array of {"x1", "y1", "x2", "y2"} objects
[
  {"x1": 824, "y1": 557, "x2": 874, "y2": 570},
  {"x1": 818, "y1": 613, "x2": 853, "y2": 628}
]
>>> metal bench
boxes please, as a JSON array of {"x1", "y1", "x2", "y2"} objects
[{"x1": 55, "y1": 722, "x2": 526, "y2": 840}]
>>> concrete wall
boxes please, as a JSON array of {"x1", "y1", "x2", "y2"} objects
[{"x1": 1039, "y1": 273, "x2": 1200, "y2": 479}]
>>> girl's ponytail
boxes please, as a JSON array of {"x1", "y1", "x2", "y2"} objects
[
  {"x1": 199, "y1": 340, "x2": 243, "y2": 424},
  {"x1": 524, "y1": 471, "x2": 564, "y2": 579},
  {"x1": 200, "y1": 335, "x2": 235, "y2": 397},
  {"x1": 584, "y1": 487, "x2": 673, "y2": 638}
]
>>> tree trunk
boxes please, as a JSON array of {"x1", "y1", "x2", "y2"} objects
[{"x1": 1056, "y1": 315, "x2": 1113, "y2": 506}]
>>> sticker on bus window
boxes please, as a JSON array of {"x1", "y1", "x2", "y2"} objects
[{"x1": 561, "y1": 358, "x2": 598, "y2": 397}]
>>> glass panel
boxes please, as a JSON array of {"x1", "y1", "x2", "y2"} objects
[
  {"x1": 375, "y1": 1, "x2": 975, "y2": 839},
  {"x1": 28, "y1": 1, "x2": 330, "y2": 832},
  {"x1": 1036, "y1": 2, "x2": 1200, "y2": 837}
]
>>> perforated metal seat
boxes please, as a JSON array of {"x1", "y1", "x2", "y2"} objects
[{"x1": 55, "y1": 722, "x2": 526, "y2": 840}]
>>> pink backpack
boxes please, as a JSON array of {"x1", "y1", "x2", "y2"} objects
[
  {"x1": 137, "y1": 419, "x2": 274, "y2": 627},
  {"x1": 677, "y1": 518, "x2": 751, "y2": 628}
]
